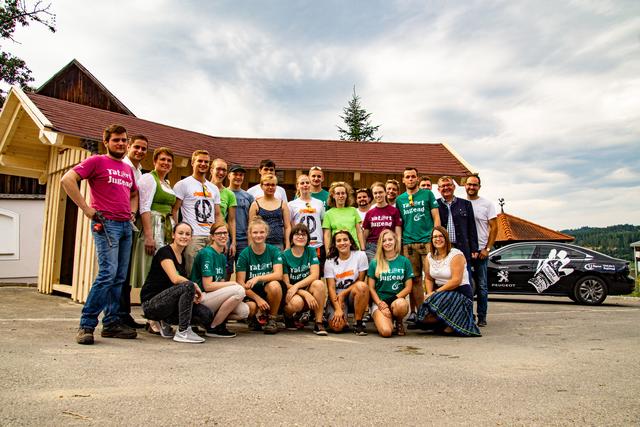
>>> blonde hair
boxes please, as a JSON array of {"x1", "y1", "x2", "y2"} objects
[
  {"x1": 191, "y1": 150, "x2": 210, "y2": 163},
  {"x1": 260, "y1": 174, "x2": 278, "y2": 185},
  {"x1": 374, "y1": 229, "x2": 401, "y2": 278},
  {"x1": 248, "y1": 216, "x2": 270, "y2": 236},
  {"x1": 328, "y1": 181, "x2": 355, "y2": 208},
  {"x1": 295, "y1": 174, "x2": 310, "y2": 198}
]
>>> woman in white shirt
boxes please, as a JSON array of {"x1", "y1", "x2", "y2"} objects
[{"x1": 417, "y1": 226, "x2": 481, "y2": 337}]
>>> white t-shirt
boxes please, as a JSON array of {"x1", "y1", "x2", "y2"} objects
[
  {"x1": 173, "y1": 176, "x2": 221, "y2": 236},
  {"x1": 288, "y1": 197, "x2": 325, "y2": 248},
  {"x1": 247, "y1": 184, "x2": 288, "y2": 202},
  {"x1": 357, "y1": 208, "x2": 369, "y2": 222},
  {"x1": 427, "y1": 248, "x2": 470, "y2": 287},
  {"x1": 468, "y1": 196, "x2": 497, "y2": 249},
  {"x1": 123, "y1": 156, "x2": 143, "y2": 184},
  {"x1": 324, "y1": 250, "x2": 369, "y2": 291}
]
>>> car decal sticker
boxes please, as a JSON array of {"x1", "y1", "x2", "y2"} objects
[{"x1": 528, "y1": 249, "x2": 574, "y2": 293}]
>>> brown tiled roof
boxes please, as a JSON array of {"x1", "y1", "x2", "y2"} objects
[
  {"x1": 26, "y1": 93, "x2": 473, "y2": 176},
  {"x1": 496, "y1": 213, "x2": 574, "y2": 243}
]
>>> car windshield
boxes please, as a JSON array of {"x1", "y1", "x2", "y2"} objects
[{"x1": 498, "y1": 245, "x2": 536, "y2": 260}]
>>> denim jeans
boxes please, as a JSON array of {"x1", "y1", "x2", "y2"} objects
[
  {"x1": 80, "y1": 219, "x2": 132, "y2": 330},
  {"x1": 471, "y1": 257, "x2": 488, "y2": 321}
]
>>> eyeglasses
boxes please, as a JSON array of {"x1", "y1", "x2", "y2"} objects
[
  {"x1": 310, "y1": 166, "x2": 322, "y2": 171},
  {"x1": 213, "y1": 231, "x2": 229, "y2": 236},
  {"x1": 408, "y1": 193, "x2": 414, "y2": 206},
  {"x1": 305, "y1": 202, "x2": 311, "y2": 208},
  {"x1": 294, "y1": 232, "x2": 307, "y2": 237},
  {"x1": 432, "y1": 235, "x2": 445, "y2": 240},
  {"x1": 202, "y1": 185, "x2": 210, "y2": 198}
]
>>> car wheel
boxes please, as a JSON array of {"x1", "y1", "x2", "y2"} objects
[{"x1": 573, "y1": 276, "x2": 607, "y2": 305}]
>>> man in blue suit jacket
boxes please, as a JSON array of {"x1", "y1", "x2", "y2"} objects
[{"x1": 437, "y1": 176, "x2": 479, "y2": 269}]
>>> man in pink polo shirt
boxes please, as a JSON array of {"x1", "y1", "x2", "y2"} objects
[{"x1": 61, "y1": 124, "x2": 139, "y2": 345}]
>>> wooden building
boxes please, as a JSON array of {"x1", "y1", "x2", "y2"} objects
[{"x1": 0, "y1": 61, "x2": 476, "y2": 302}]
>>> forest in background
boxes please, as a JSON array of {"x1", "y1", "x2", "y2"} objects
[{"x1": 561, "y1": 224, "x2": 639, "y2": 266}]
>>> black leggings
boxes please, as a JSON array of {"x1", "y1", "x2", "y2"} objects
[{"x1": 142, "y1": 281, "x2": 213, "y2": 331}]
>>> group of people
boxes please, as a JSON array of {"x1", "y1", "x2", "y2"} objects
[{"x1": 63, "y1": 124, "x2": 497, "y2": 345}]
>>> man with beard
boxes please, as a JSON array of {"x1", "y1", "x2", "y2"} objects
[
  {"x1": 465, "y1": 175, "x2": 497, "y2": 327},
  {"x1": 61, "y1": 124, "x2": 139, "y2": 345},
  {"x1": 173, "y1": 150, "x2": 222, "y2": 275},
  {"x1": 396, "y1": 167, "x2": 440, "y2": 328},
  {"x1": 355, "y1": 187, "x2": 372, "y2": 222}
]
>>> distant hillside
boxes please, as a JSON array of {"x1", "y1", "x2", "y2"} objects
[{"x1": 561, "y1": 224, "x2": 640, "y2": 263}]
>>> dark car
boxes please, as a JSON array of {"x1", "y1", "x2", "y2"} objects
[{"x1": 487, "y1": 242, "x2": 635, "y2": 305}]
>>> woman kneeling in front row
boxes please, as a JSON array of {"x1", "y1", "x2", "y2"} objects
[
  {"x1": 140, "y1": 222, "x2": 213, "y2": 343},
  {"x1": 282, "y1": 224, "x2": 328, "y2": 335},
  {"x1": 190, "y1": 221, "x2": 249, "y2": 338},
  {"x1": 368, "y1": 229, "x2": 413, "y2": 337},
  {"x1": 417, "y1": 226, "x2": 481, "y2": 337}
]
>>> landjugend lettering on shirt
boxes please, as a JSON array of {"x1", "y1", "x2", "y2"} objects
[
  {"x1": 190, "y1": 246, "x2": 227, "y2": 291},
  {"x1": 237, "y1": 244, "x2": 283, "y2": 281},
  {"x1": 283, "y1": 246, "x2": 319, "y2": 284},
  {"x1": 363, "y1": 205, "x2": 402, "y2": 243},
  {"x1": 397, "y1": 189, "x2": 439, "y2": 244},
  {"x1": 367, "y1": 256, "x2": 414, "y2": 300},
  {"x1": 73, "y1": 155, "x2": 137, "y2": 221}
]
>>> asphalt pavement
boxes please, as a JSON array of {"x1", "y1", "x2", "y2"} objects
[{"x1": 1, "y1": 287, "x2": 639, "y2": 426}]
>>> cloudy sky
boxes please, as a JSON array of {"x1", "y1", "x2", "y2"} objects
[{"x1": 8, "y1": 0, "x2": 640, "y2": 230}]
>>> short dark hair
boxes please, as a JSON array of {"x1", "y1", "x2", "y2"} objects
[
  {"x1": 467, "y1": 174, "x2": 481, "y2": 185},
  {"x1": 420, "y1": 175, "x2": 431, "y2": 183},
  {"x1": 289, "y1": 223, "x2": 311, "y2": 246},
  {"x1": 129, "y1": 134, "x2": 148, "y2": 145},
  {"x1": 103, "y1": 124, "x2": 127, "y2": 142},
  {"x1": 356, "y1": 188, "x2": 372, "y2": 199},
  {"x1": 403, "y1": 167, "x2": 418, "y2": 175},
  {"x1": 259, "y1": 159, "x2": 276, "y2": 169}
]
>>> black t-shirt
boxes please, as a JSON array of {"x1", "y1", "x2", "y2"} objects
[{"x1": 140, "y1": 245, "x2": 186, "y2": 303}]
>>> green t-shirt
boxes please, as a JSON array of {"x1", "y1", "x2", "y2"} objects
[
  {"x1": 219, "y1": 187, "x2": 238, "y2": 219},
  {"x1": 311, "y1": 189, "x2": 330, "y2": 210},
  {"x1": 236, "y1": 244, "x2": 283, "y2": 280},
  {"x1": 322, "y1": 207, "x2": 362, "y2": 249},
  {"x1": 282, "y1": 246, "x2": 319, "y2": 284},
  {"x1": 396, "y1": 189, "x2": 439, "y2": 244},
  {"x1": 367, "y1": 255, "x2": 414, "y2": 301},
  {"x1": 190, "y1": 245, "x2": 227, "y2": 291}
]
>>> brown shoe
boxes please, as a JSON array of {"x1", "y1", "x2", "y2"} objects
[
  {"x1": 101, "y1": 323, "x2": 137, "y2": 339},
  {"x1": 76, "y1": 328, "x2": 94, "y2": 345},
  {"x1": 395, "y1": 320, "x2": 406, "y2": 336}
]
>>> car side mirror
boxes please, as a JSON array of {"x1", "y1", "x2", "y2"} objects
[{"x1": 490, "y1": 255, "x2": 501, "y2": 263}]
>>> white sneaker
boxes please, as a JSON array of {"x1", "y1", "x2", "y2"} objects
[{"x1": 173, "y1": 326, "x2": 205, "y2": 343}]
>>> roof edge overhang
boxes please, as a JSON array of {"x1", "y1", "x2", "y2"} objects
[{"x1": 442, "y1": 142, "x2": 477, "y2": 176}]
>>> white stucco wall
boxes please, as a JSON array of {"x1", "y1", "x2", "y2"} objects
[{"x1": 0, "y1": 197, "x2": 45, "y2": 283}]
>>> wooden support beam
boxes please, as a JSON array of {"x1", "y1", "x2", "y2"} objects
[
  {"x1": 0, "y1": 104, "x2": 24, "y2": 154},
  {"x1": 39, "y1": 129, "x2": 64, "y2": 145},
  {"x1": 0, "y1": 153, "x2": 47, "y2": 173}
]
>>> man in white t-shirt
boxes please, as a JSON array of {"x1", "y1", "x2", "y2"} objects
[
  {"x1": 465, "y1": 174, "x2": 497, "y2": 327},
  {"x1": 172, "y1": 150, "x2": 222, "y2": 274},
  {"x1": 247, "y1": 159, "x2": 288, "y2": 201},
  {"x1": 355, "y1": 187, "x2": 372, "y2": 222}
]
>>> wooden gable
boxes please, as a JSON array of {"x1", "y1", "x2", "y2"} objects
[{"x1": 36, "y1": 59, "x2": 135, "y2": 116}]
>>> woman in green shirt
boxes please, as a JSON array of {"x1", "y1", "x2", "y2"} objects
[
  {"x1": 282, "y1": 223, "x2": 328, "y2": 336},
  {"x1": 368, "y1": 229, "x2": 413, "y2": 337},
  {"x1": 322, "y1": 181, "x2": 365, "y2": 253},
  {"x1": 236, "y1": 217, "x2": 285, "y2": 334},
  {"x1": 190, "y1": 221, "x2": 249, "y2": 338}
]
